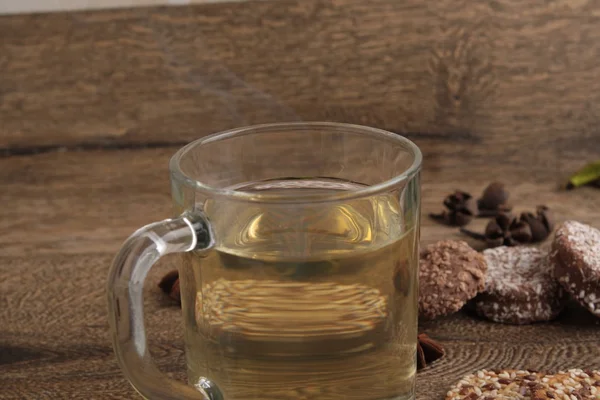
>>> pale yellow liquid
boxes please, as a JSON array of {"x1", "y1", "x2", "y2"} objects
[{"x1": 178, "y1": 178, "x2": 418, "y2": 400}]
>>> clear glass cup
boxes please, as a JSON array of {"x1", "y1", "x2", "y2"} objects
[{"x1": 107, "y1": 122, "x2": 422, "y2": 400}]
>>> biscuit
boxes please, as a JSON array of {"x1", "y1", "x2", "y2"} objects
[
  {"x1": 552, "y1": 221, "x2": 600, "y2": 318},
  {"x1": 473, "y1": 247, "x2": 565, "y2": 324},
  {"x1": 445, "y1": 369, "x2": 600, "y2": 400},
  {"x1": 419, "y1": 240, "x2": 487, "y2": 320}
]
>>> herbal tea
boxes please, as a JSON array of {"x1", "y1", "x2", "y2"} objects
[{"x1": 178, "y1": 178, "x2": 418, "y2": 400}]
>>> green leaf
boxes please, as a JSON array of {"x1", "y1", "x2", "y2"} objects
[{"x1": 567, "y1": 161, "x2": 600, "y2": 189}]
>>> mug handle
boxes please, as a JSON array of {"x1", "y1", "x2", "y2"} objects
[{"x1": 107, "y1": 212, "x2": 223, "y2": 400}]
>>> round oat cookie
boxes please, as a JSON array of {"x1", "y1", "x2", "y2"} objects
[
  {"x1": 445, "y1": 369, "x2": 600, "y2": 400},
  {"x1": 419, "y1": 240, "x2": 487, "y2": 320},
  {"x1": 552, "y1": 220, "x2": 600, "y2": 318},
  {"x1": 473, "y1": 246, "x2": 565, "y2": 324}
]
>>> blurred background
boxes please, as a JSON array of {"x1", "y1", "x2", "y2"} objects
[{"x1": 1, "y1": 0, "x2": 600, "y2": 398}]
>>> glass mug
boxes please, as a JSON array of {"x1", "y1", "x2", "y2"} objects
[{"x1": 107, "y1": 122, "x2": 422, "y2": 400}]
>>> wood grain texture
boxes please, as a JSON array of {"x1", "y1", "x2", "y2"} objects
[
  {"x1": 1, "y1": 147, "x2": 599, "y2": 399},
  {"x1": 1, "y1": 0, "x2": 600, "y2": 166},
  {"x1": 1, "y1": 145, "x2": 599, "y2": 256},
  {"x1": 1, "y1": 255, "x2": 599, "y2": 400}
]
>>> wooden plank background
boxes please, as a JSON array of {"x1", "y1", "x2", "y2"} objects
[
  {"x1": 1, "y1": 0, "x2": 600, "y2": 165},
  {"x1": 1, "y1": 0, "x2": 600, "y2": 399}
]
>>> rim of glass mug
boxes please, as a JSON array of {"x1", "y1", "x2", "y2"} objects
[{"x1": 169, "y1": 122, "x2": 422, "y2": 204}]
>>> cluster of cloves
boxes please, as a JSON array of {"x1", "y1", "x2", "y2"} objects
[
  {"x1": 461, "y1": 206, "x2": 553, "y2": 247},
  {"x1": 429, "y1": 182, "x2": 512, "y2": 227},
  {"x1": 430, "y1": 182, "x2": 554, "y2": 247}
]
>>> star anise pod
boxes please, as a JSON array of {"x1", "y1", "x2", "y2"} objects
[
  {"x1": 519, "y1": 205, "x2": 554, "y2": 242},
  {"x1": 429, "y1": 191, "x2": 477, "y2": 226},
  {"x1": 477, "y1": 182, "x2": 512, "y2": 217},
  {"x1": 158, "y1": 270, "x2": 181, "y2": 305},
  {"x1": 417, "y1": 333, "x2": 445, "y2": 370},
  {"x1": 461, "y1": 213, "x2": 532, "y2": 247}
]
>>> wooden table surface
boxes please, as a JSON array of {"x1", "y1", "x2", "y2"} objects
[{"x1": 1, "y1": 0, "x2": 600, "y2": 399}]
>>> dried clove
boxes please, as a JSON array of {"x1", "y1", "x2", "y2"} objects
[
  {"x1": 477, "y1": 182, "x2": 512, "y2": 216},
  {"x1": 520, "y1": 212, "x2": 546, "y2": 242},
  {"x1": 461, "y1": 213, "x2": 532, "y2": 247},
  {"x1": 430, "y1": 191, "x2": 477, "y2": 226},
  {"x1": 519, "y1": 206, "x2": 553, "y2": 242},
  {"x1": 536, "y1": 205, "x2": 554, "y2": 232}
]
